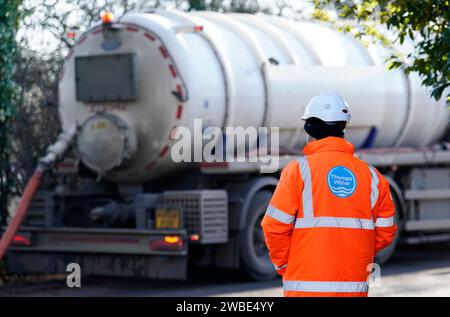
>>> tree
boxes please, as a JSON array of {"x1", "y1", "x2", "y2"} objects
[
  {"x1": 0, "y1": 0, "x2": 22, "y2": 225},
  {"x1": 312, "y1": 0, "x2": 449, "y2": 101}
]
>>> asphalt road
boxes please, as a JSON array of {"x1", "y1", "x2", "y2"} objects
[{"x1": 1, "y1": 242, "x2": 450, "y2": 297}]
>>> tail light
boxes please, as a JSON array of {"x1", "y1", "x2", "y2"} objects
[
  {"x1": 190, "y1": 234, "x2": 200, "y2": 241},
  {"x1": 149, "y1": 235, "x2": 184, "y2": 252},
  {"x1": 12, "y1": 234, "x2": 31, "y2": 246}
]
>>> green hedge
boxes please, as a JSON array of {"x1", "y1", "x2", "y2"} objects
[{"x1": 0, "y1": 0, "x2": 22, "y2": 224}]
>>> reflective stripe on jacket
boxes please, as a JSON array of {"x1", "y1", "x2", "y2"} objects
[{"x1": 261, "y1": 136, "x2": 397, "y2": 297}]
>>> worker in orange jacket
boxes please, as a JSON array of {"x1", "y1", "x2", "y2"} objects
[{"x1": 261, "y1": 91, "x2": 397, "y2": 297}]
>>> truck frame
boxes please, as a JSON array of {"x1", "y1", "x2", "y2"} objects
[{"x1": 5, "y1": 142, "x2": 450, "y2": 280}]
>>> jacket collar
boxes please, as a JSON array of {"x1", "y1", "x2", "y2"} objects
[{"x1": 303, "y1": 136, "x2": 354, "y2": 156}]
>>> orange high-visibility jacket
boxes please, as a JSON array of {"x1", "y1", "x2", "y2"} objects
[{"x1": 261, "y1": 137, "x2": 397, "y2": 297}]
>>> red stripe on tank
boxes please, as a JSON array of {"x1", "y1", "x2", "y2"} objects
[
  {"x1": 176, "y1": 105, "x2": 183, "y2": 119},
  {"x1": 159, "y1": 46, "x2": 168, "y2": 58},
  {"x1": 168, "y1": 64, "x2": 177, "y2": 78},
  {"x1": 144, "y1": 32, "x2": 155, "y2": 41},
  {"x1": 126, "y1": 26, "x2": 139, "y2": 32}
]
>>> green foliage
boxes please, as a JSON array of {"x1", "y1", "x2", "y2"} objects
[
  {"x1": 312, "y1": 0, "x2": 450, "y2": 102},
  {"x1": 188, "y1": 0, "x2": 209, "y2": 11},
  {"x1": 188, "y1": 0, "x2": 266, "y2": 13},
  {"x1": 0, "y1": 0, "x2": 22, "y2": 223}
]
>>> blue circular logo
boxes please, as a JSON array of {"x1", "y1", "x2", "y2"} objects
[{"x1": 327, "y1": 166, "x2": 357, "y2": 198}]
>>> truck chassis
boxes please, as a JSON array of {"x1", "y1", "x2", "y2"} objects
[{"x1": 5, "y1": 143, "x2": 450, "y2": 280}]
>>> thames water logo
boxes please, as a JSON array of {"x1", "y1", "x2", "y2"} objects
[{"x1": 327, "y1": 166, "x2": 356, "y2": 198}]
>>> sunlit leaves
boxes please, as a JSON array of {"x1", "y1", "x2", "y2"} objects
[{"x1": 312, "y1": 0, "x2": 449, "y2": 102}]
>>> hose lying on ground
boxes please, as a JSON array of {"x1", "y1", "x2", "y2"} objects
[{"x1": 0, "y1": 126, "x2": 76, "y2": 261}]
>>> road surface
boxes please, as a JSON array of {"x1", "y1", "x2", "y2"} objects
[{"x1": 1, "y1": 243, "x2": 450, "y2": 297}]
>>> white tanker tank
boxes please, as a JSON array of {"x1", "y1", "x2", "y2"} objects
[{"x1": 58, "y1": 9, "x2": 449, "y2": 184}]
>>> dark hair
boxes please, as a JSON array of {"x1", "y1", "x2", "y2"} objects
[{"x1": 304, "y1": 117, "x2": 347, "y2": 140}]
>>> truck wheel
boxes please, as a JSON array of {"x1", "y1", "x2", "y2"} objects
[
  {"x1": 375, "y1": 192, "x2": 402, "y2": 265},
  {"x1": 239, "y1": 190, "x2": 277, "y2": 281}
]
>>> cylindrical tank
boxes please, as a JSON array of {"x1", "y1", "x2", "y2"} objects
[{"x1": 58, "y1": 9, "x2": 449, "y2": 184}]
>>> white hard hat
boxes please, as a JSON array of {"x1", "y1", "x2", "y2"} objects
[{"x1": 301, "y1": 91, "x2": 351, "y2": 123}]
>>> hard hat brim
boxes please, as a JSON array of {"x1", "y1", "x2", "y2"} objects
[{"x1": 301, "y1": 112, "x2": 350, "y2": 123}]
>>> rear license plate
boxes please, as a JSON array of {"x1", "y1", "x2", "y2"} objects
[{"x1": 155, "y1": 207, "x2": 182, "y2": 229}]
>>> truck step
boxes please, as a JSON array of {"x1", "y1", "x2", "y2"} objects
[
  {"x1": 402, "y1": 233, "x2": 450, "y2": 244},
  {"x1": 405, "y1": 219, "x2": 450, "y2": 231},
  {"x1": 404, "y1": 189, "x2": 450, "y2": 200}
]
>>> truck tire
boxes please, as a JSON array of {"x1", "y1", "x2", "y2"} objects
[
  {"x1": 239, "y1": 190, "x2": 277, "y2": 281},
  {"x1": 375, "y1": 192, "x2": 402, "y2": 265}
]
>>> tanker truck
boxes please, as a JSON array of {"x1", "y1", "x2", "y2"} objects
[{"x1": 3, "y1": 9, "x2": 450, "y2": 281}]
